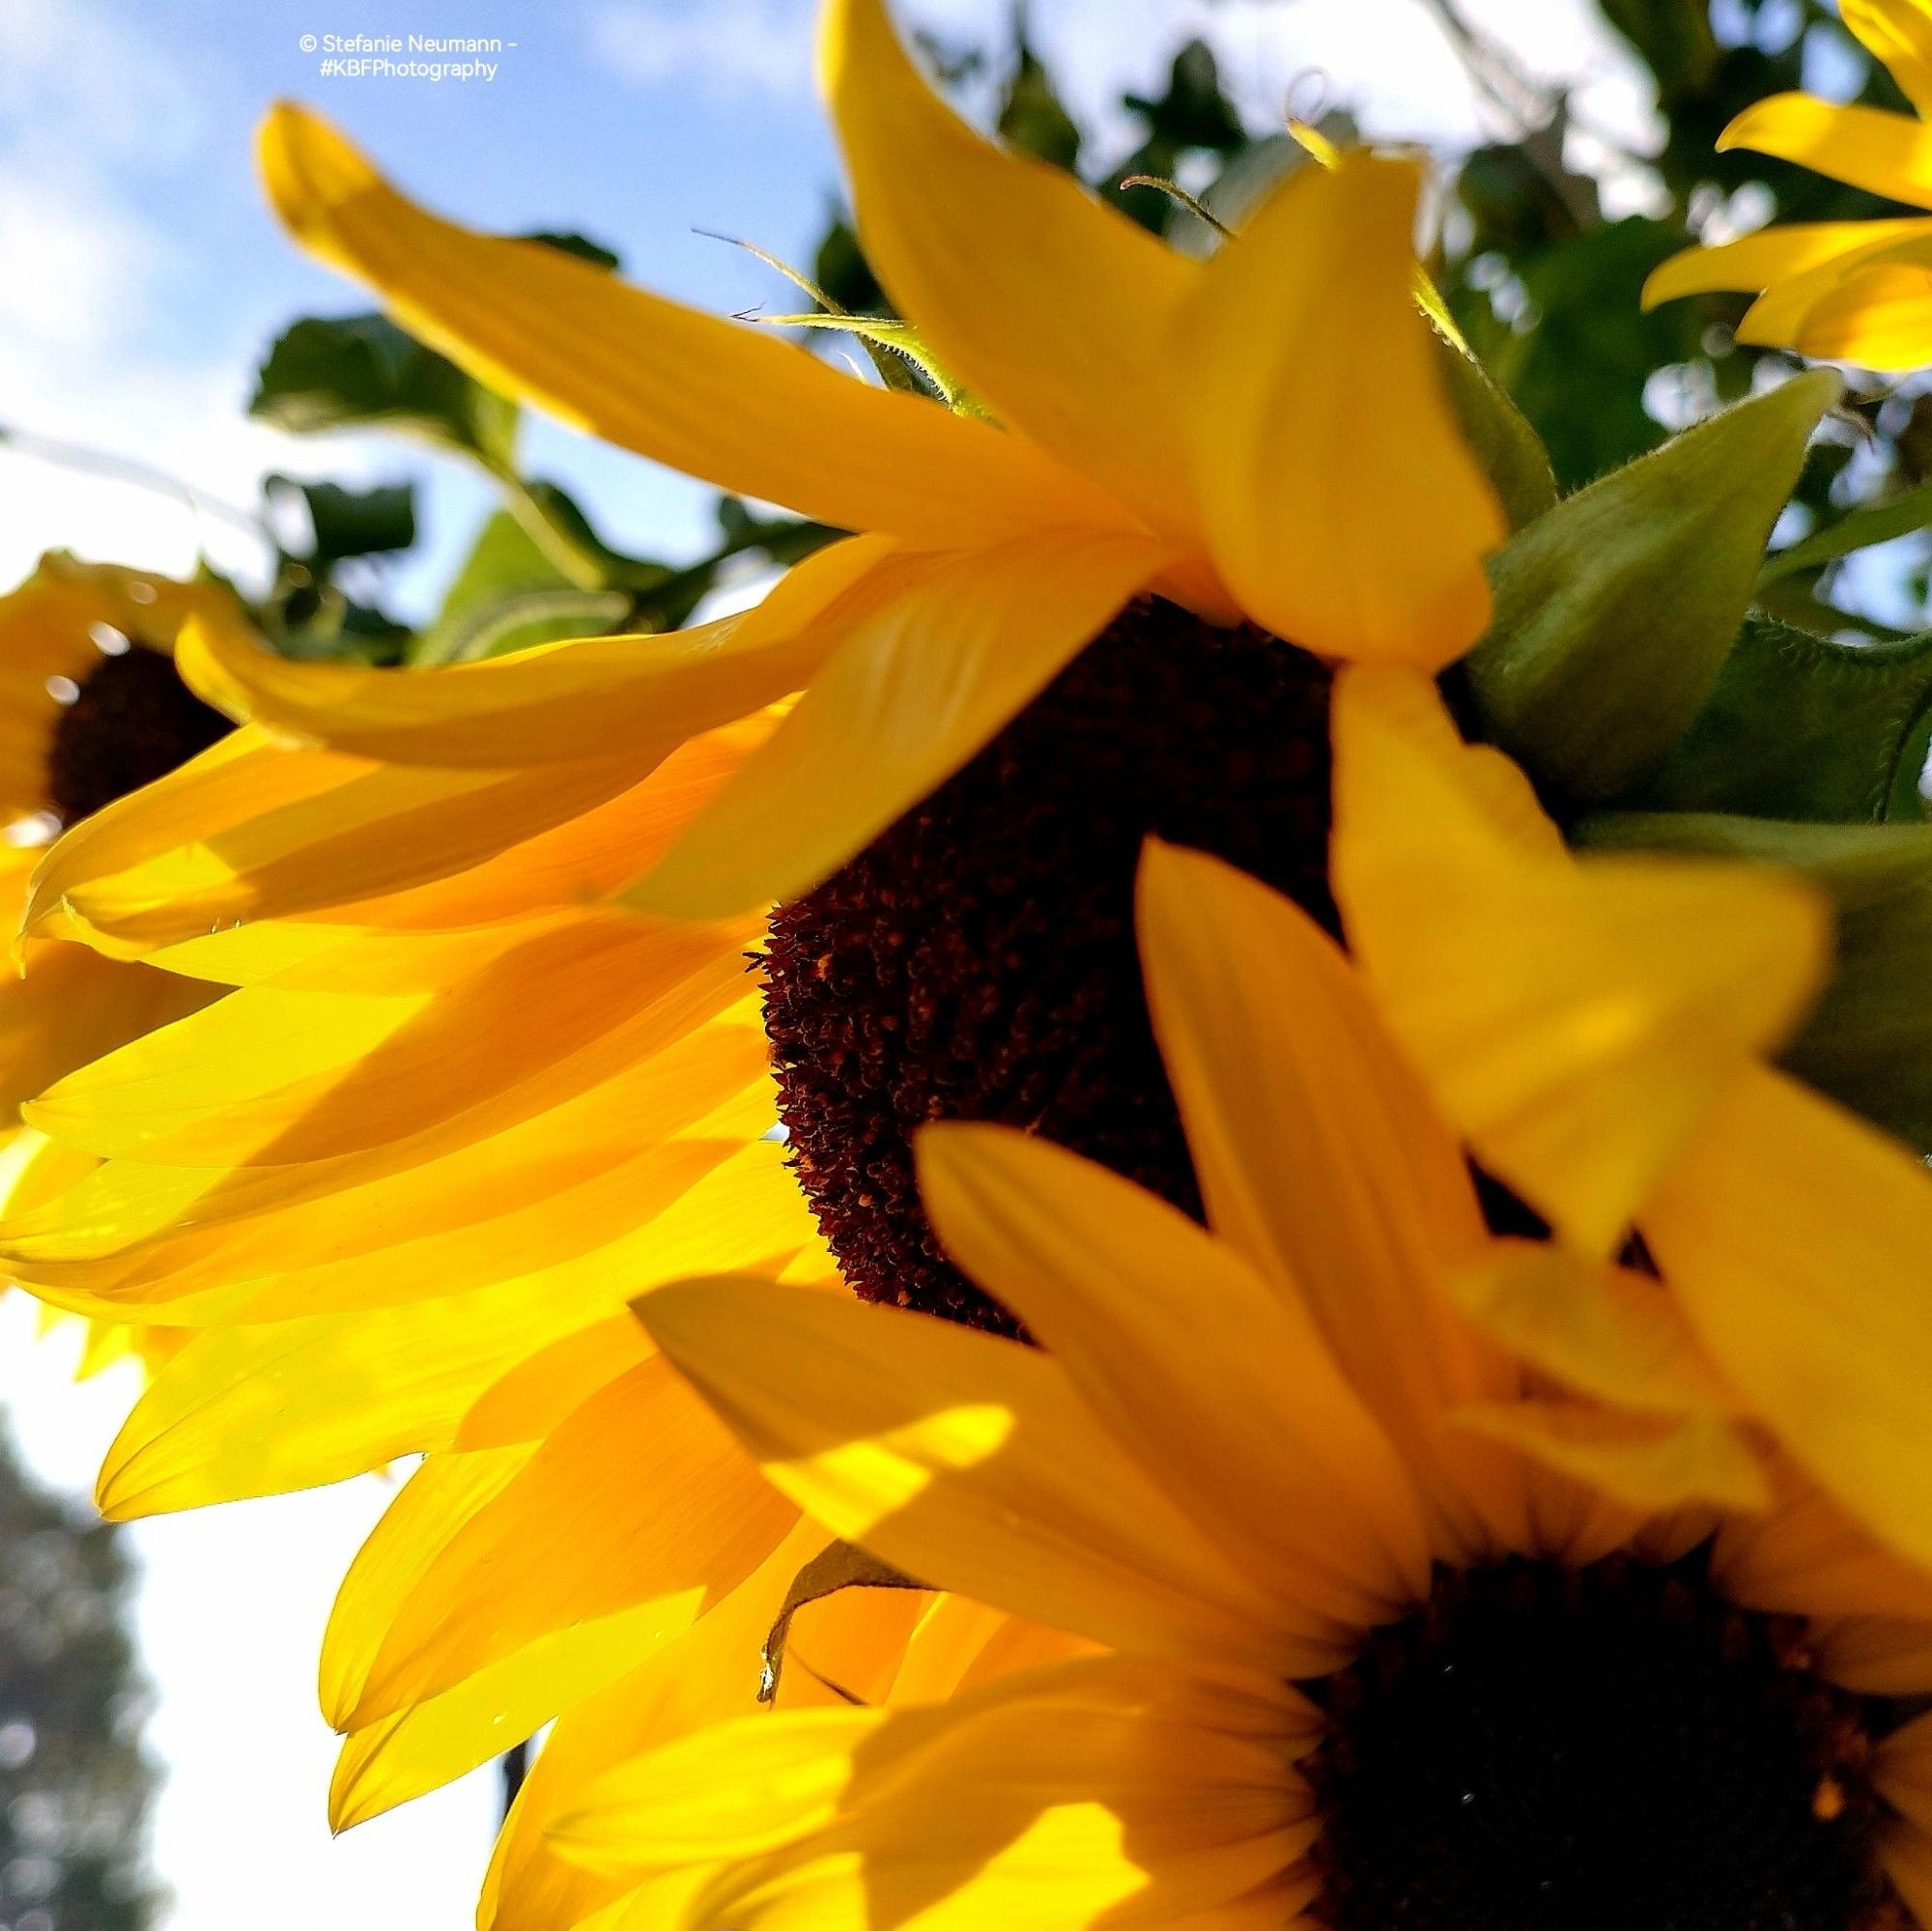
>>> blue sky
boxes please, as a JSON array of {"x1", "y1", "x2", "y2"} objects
[{"x1": 0, "y1": 0, "x2": 1658, "y2": 1925}]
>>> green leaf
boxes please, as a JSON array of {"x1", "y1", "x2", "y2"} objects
[
  {"x1": 998, "y1": 38, "x2": 1081, "y2": 173},
  {"x1": 1757, "y1": 476, "x2": 1932, "y2": 587},
  {"x1": 251, "y1": 314, "x2": 519, "y2": 471},
  {"x1": 1577, "y1": 810, "x2": 1932, "y2": 1150},
  {"x1": 266, "y1": 475, "x2": 416, "y2": 563},
  {"x1": 1430, "y1": 325, "x2": 1558, "y2": 533},
  {"x1": 412, "y1": 502, "x2": 651, "y2": 666},
  {"x1": 1463, "y1": 370, "x2": 1839, "y2": 806},
  {"x1": 518, "y1": 230, "x2": 620, "y2": 271},
  {"x1": 759, "y1": 1542, "x2": 924, "y2": 1705},
  {"x1": 427, "y1": 585, "x2": 634, "y2": 666},
  {"x1": 1636, "y1": 616, "x2": 1932, "y2": 823},
  {"x1": 1490, "y1": 217, "x2": 1714, "y2": 492}
]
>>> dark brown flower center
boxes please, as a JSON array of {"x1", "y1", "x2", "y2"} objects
[
  {"x1": 44, "y1": 644, "x2": 231, "y2": 827},
  {"x1": 760, "y1": 597, "x2": 1334, "y2": 1334},
  {"x1": 1301, "y1": 1551, "x2": 1900, "y2": 1931}
]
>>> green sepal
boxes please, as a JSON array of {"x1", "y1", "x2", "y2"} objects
[
  {"x1": 1577, "y1": 810, "x2": 1932, "y2": 1151},
  {"x1": 759, "y1": 314, "x2": 986, "y2": 415},
  {"x1": 1463, "y1": 369, "x2": 1840, "y2": 806},
  {"x1": 1430, "y1": 324, "x2": 1558, "y2": 534},
  {"x1": 1634, "y1": 615, "x2": 1932, "y2": 823}
]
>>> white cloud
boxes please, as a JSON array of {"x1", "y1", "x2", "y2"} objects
[{"x1": 586, "y1": 0, "x2": 817, "y2": 102}]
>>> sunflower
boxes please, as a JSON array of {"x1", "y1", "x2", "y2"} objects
[
  {"x1": 582, "y1": 760, "x2": 1932, "y2": 1931},
  {"x1": 1644, "y1": 0, "x2": 1932, "y2": 367},
  {"x1": 0, "y1": 0, "x2": 1508, "y2": 1832},
  {"x1": 0, "y1": 555, "x2": 238, "y2": 1375}
]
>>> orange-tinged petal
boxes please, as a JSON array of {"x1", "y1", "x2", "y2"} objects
[
  {"x1": 624, "y1": 528, "x2": 1167, "y2": 918},
  {"x1": 635, "y1": 1277, "x2": 1300, "y2": 1669},
  {"x1": 27, "y1": 911, "x2": 750, "y2": 1166},
  {"x1": 1646, "y1": 1065, "x2": 1932, "y2": 1576},
  {"x1": 26, "y1": 728, "x2": 646, "y2": 957},
  {"x1": 1331, "y1": 666, "x2": 1830, "y2": 1250},
  {"x1": 1179, "y1": 154, "x2": 1502, "y2": 666},
  {"x1": 176, "y1": 536, "x2": 893, "y2": 769},
  {"x1": 346, "y1": 1353, "x2": 795, "y2": 1728},
  {"x1": 258, "y1": 103, "x2": 1113, "y2": 546},
  {"x1": 1719, "y1": 94, "x2": 1932, "y2": 210},
  {"x1": 822, "y1": 0, "x2": 1196, "y2": 545},
  {"x1": 916, "y1": 1122, "x2": 1429, "y2": 1626}
]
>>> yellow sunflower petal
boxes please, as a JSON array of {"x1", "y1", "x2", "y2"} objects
[
  {"x1": 345, "y1": 1354, "x2": 795, "y2": 1729},
  {"x1": 634, "y1": 1277, "x2": 1295, "y2": 1668},
  {"x1": 97, "y1": 1143, "x2": 817, "y2": 1516},
  {"x1": 483, "y1": 1519, "x2": 837, "y2": 1931},
  {"x1": 175, "y1": 535, "x2": 894, "y2": 768},
  {"x1": 1134, "y1": 839, "x2": 1530, "y2": 1559},
  {"x1": 1645, "y1": 1065, "x2": 1932, "y2": 1575},
  {"x1": 1773, "y1": 248, "x2": 1932, "y2": 371},
  {"x1": 1843, "y1": 0, "x2": 1932, "y2": 118},
  {"x1": 1449, "y1": 1239, "x2": 1736, "y2": 1416},
  {"x1": 96, "y1": 1284, "x2": 611, "y2": 1519},
  {"x1": 322, "y1": 1446, "x2": 531, "y2": 1724},
  {"x1": 1331, "y1": 665, "x2": 1831, "y2": 1251},
  {"x1": 26, "y1": 729, "x2": 644, "y2": 957},
  {"x1": 623, "y1": 528, "x2": 1167, "y2": 919},
  {"x1": 821, "y1": 0, "x2": 1196, "y2": 544},
  {"x1": 1641, "y1": 215, "x2": 1932, "y2": 307},
  {"x1": 257, "y1": 103, "x2": 1110, "y2": 546},
  {"x1": 1454, "y1": 1401, "x2": 1771, "y2": 1517},
  {"x1": 1719, "y1": 94, "x2": 1932, "y2": 210},
  {"x1": 28, "y1": 913, "x2": 749, "y2": 1166},
  {"x1": 915, "y1": 1122, "x2": 1430, "y2": 1627},
  {"x1": 1179, "y1": 154, "x2": 1503, "y2": 666},
  {"x1": 453, "y1": 1317, "x2": 657, "y2": 1451},
  {"x1": 554, "y1": 1657, "x2": 1301, "y2": 1920}
]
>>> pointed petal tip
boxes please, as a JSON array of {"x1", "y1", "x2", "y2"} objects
[{"x1": 257, "y1": 99, "x2": 382, "y2": 242}]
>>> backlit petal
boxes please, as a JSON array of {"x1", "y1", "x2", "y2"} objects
[
  {"x1": 1646, "y1": 1065, "x2": 1932, "y2": 1575},
  {"x1": 258, "y1": 103, "x2": 1110, "y2": 546},
  {"x1": 1331, "y1": 666, "x2": 1831, "y2": 1250},
  {"x1": 1135, "y1": 840, "x2": 1528, "y2": 1560},
  {"x1": 624, "y1": 529, "x2": 1167, "y2": 919},
  {"x1": 1642, "y1": 215, "x2": 1932, "y2": 306},
  {"x1": 1179, "y1": 155, "x2": 1502, "y2": 665},
  {"x1": 916, "y1": 1122, "x2": 1430, "y2": 1626},
  {"x1": 1843, "y1": 0, "x2": 1932, "y2": 116},
  {"x1": 822, "y1": 0, "x2": 1197, "y2": 545},
  {"x1": 1719, "y1": 94, "x2": 1932, "y2": 209},
  {"x1": 635, "y1": 1277, "x2": 1297, "y2": 1668}
]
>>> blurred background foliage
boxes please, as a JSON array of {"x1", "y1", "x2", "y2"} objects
[{"x1": 0, "y1": 1417, "x2": 156, "y2": 1930}]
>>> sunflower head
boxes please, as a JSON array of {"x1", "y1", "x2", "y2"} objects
[{"x1": 0, "y1": 554, "x2": 234, "y2": 838}]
